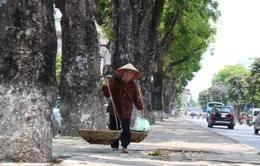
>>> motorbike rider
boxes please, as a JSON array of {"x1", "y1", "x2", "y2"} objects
[{"x1": 238, "y1": 113, "x2": 244, "y2": 124}]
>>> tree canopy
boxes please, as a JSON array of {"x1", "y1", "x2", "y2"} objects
[
  {"x1": 246, "y1": 58, "x2": 260, "y2": 107},
  {"x1": 198, "y1": 60, "x2": 260, "y2": 111},
  {"x1": 162, "y1": 0, "x2": 220, "y2": 93},
  {"x1": 97, "y1": 0, "x2": 221, "y2": 113},
  {"x1": 227, "y1": 75, "x2": 247, "y2": 110},
  {"x1": 212, "y1": 65, "x2": 249, "y2": 86}
]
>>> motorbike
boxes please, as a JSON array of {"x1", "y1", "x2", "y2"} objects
[
  {"x1": 190, "y1": 113, "x2": 196, "y2": 118},
  {"x1": 246, "y1": 114, "x2": 253, "y2": 126},
  {"x1": 238, "y1": 115, "x2": 244, "y2": 125},
  {"x1": 247, "y1": 120, "x2": 253, "y2": 126}
]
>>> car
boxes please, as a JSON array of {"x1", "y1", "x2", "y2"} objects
[
  {"x1": 190, "y1": 112, "x2": 198, "y2": 118},
  {"x1": 206, "y1": 102, "x2": 224, "y2": 122},
  {"x1": 246, "y1": 108, "x2": 260, "y2": 126},
  {"x1": 254, "y1": 113, "x2": 260, "y2": 134},
  {"x1": 208, "y1": 106, "x2": 235, "y2": 129},
  {"x1": 53, "y1": 100, "x2": 61, "y2": 134}
]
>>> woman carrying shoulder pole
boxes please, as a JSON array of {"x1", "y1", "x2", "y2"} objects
[{"x1": 102, "y1": 63, "x2": 143, "y2": 153}]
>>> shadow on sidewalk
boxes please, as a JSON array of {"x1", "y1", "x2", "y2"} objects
[{"x1": 51, "y1": 118, "x2": 260, "y2": 165}]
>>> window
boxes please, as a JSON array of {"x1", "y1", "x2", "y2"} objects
[
  {"x1": 216, "y1": 107, "x2": 232, "y2": 113},
  {"x1": 254, "y1": 111, "x2": 259, "y2": 116}
]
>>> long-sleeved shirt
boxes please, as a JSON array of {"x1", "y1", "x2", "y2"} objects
[{"x1": 102, "y1": 77, "x2": 143, "y2": 119}]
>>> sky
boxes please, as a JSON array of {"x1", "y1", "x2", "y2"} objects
[{"x1": 186, "y1": 0, "x2": 260, "y2": 101}]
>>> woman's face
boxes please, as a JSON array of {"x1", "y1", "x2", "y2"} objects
[{"x1": 122, "y1": 70, "x2": 135, "y2": 82}]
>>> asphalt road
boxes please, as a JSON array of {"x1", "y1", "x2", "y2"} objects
[{"x1": 185, "y1": 115, "x2": 260, "y2": 151}]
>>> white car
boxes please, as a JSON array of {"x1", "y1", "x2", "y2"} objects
[
  {"x1": 254, "y1": 113, "x2": 260, "y2": 134},
  {"x1": 53, "y1": 103, "x2": 61, "y2": 133},
  {"x1": 247, "y1": 108, "x2": 260, "y2": 125}
]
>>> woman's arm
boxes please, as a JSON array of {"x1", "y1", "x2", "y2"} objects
[{"x1": 133, "y1": 82, "x2": 143, "y2": 110}]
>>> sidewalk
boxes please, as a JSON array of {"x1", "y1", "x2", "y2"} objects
[{"x1": 2, "y1": 118, "x2": 260, "y2": 166}]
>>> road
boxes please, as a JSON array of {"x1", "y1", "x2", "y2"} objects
[{"x1": 184, "y1": 115, "x2": 260, "y2": 151}]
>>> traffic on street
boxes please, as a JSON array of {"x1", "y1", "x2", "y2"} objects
[{"x1": 184, "y1": 108, "x2": 260, "y2": 151}]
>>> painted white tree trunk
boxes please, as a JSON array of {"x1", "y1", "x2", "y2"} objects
[
  {"x1": 0, "y1": 0, "x2": 57, "y2": 162},
  {"x1": 58, "y1": 0, "x2": 106, "y2": 136}
]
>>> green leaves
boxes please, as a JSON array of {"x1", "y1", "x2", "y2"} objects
[
  {"x1": 97, "y1": 0, "x2": 112, "y2": 19},
  {"x1": 96, "y1": 0, "x2": 221, "y2": 105},
  {"x1": 246, "y1": 58, "x2": 260, "y2": 107},
  {"x1": 198, "y1": 90, "x2": 208, "y2": 109},
  {"x1": 56, "y1": 52, "x2": 62, "y2": 85},
  {"x1": 198, "y1": 60, "x2": 260, "y2": 109},
  {"x1": 227, "y1": 75, "x2": 247, "y2": 110},
  {"x1": 96, "y1": 0, "x2": 115, "y2": 39},
  {"x1": 212, "y1": 65, "x2": 249, "y2": 86},
  {"x1": 163, "y1": 0, "x2": 220, "y2": 92}
]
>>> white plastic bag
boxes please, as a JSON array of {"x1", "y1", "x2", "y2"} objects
[{"x1": 130, "y1": 116, "x2": 150, "y2": 132}]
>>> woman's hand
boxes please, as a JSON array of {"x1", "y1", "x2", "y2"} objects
[{"x1": 105, "y1": 75, "x2": 112, "y2": 86}]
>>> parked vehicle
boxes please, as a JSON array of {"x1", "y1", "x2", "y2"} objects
[
  {"x1": 254, "y1": 113, "x2": 260, "y2": 134},
  {"x1": 247, "y1": 120, "x2": 253, "y2": 126},
  {"x1": 208, "y1": 106, "x2": 235, "y2": 129},
  {"x1": 246, "y1": 108, "x2": 260, "y2": 126},
  {"x1": 190, "y1": 112, "x2": 198, "y2": 118},
  {"x1": 53, "y1": 100, "x2": 61, "y2": 134},
  {"x1": 206, "y1": 102, "x2": 224, "y2": 122}
]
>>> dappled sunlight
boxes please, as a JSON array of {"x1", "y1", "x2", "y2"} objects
[
  {"x1": 51, "y1": 117, "x2": 260, "y2": 165},
  {"x1": 61, "y1": 153, "x2": 232, "y2": 166},
  {"x1": 60, "y1": 149, "x2": 238, "y2": 166},
  {"x1": 136, "y1": 140, "x2": 252, "y2": 154},
  {"x1": 139, "y1": 118, "x2": 257, "y2": 155}
]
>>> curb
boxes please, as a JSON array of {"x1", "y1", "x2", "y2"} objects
[
  {"x1": 188, "y1": 119, "x2": 260, "y2": 154},
  {"x1": 185, "y1": 157, "x2": 260, "y2": 165}
]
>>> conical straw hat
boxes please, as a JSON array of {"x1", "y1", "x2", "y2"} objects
[{"x1": 115, "y1": 63, "x2": 141, "y2": 79}]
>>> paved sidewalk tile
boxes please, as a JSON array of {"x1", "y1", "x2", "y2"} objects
[
  {"x1": 50, "y1": 118, "x2": 260, "y2": 166},
  {"x1": 1, "y1": 118, "x2": 260, "y2": 166}
]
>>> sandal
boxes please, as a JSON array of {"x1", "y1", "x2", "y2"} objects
[
  {"x1": 112, "y1": 148, "x2": 118, "y2": 151},
  {"x1": 122, "y1": 148, "x2": 128, "y2": 153}
]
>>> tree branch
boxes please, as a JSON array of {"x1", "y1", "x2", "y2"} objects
[
  {"x1": 149, "y1": 0, "x2": 165, "y2": 62},
  {"x1": 150, "y1": 0, "x2": 165, "y2": 35},
  {"x1": 170, "y1": 56, "x2": 190, "y2": 67},
  {"x1": 161, "y1": 6, "x2": 185, "y2": 47},
  {"x1": 165, "y1": 47, "x2": 203, "y2": 73},
  {"x1": 87, "y1": 0, "x2": 104, "y2": 25},
  {"x1": 154, "y1": 5, "x2": 187, "y2": 62},
  {"x1": 164, "y1": 56, "x2": 190, "y2": 74}
]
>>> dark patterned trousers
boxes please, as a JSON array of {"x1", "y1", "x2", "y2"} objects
[{"x1": 110, "y1": 115, "x2": 131, "y2": 149}]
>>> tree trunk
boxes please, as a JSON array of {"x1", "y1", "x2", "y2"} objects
[
  {"x1": 152, "y1": 59, "x2": 163, "y2": 110},
  {"x1": 109, "y1": 0, "x2": 165, "y2": 124},
  {"x1": 163, "y1": 78, "x2": 176, "y2": 114},
  {"x1": 58, "y1": 0, "x2": 106, "y2": 136},
  {"x1": 152, "y1": 59, "x2": 164, "y2": 120},
  {"x1": 0, "y1": 0, "x2": 57, "y2": 162}
]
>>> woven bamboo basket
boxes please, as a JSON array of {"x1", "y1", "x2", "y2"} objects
[
  {"x1": 78, "y1": 129, "x2": 121, "y2": 145},
  {"x1": 131, "y1": 131, "x2": 148, "y2": 143},
  {"x1": 78, "y1": 78, "x2": 149, "y2": 145}
]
